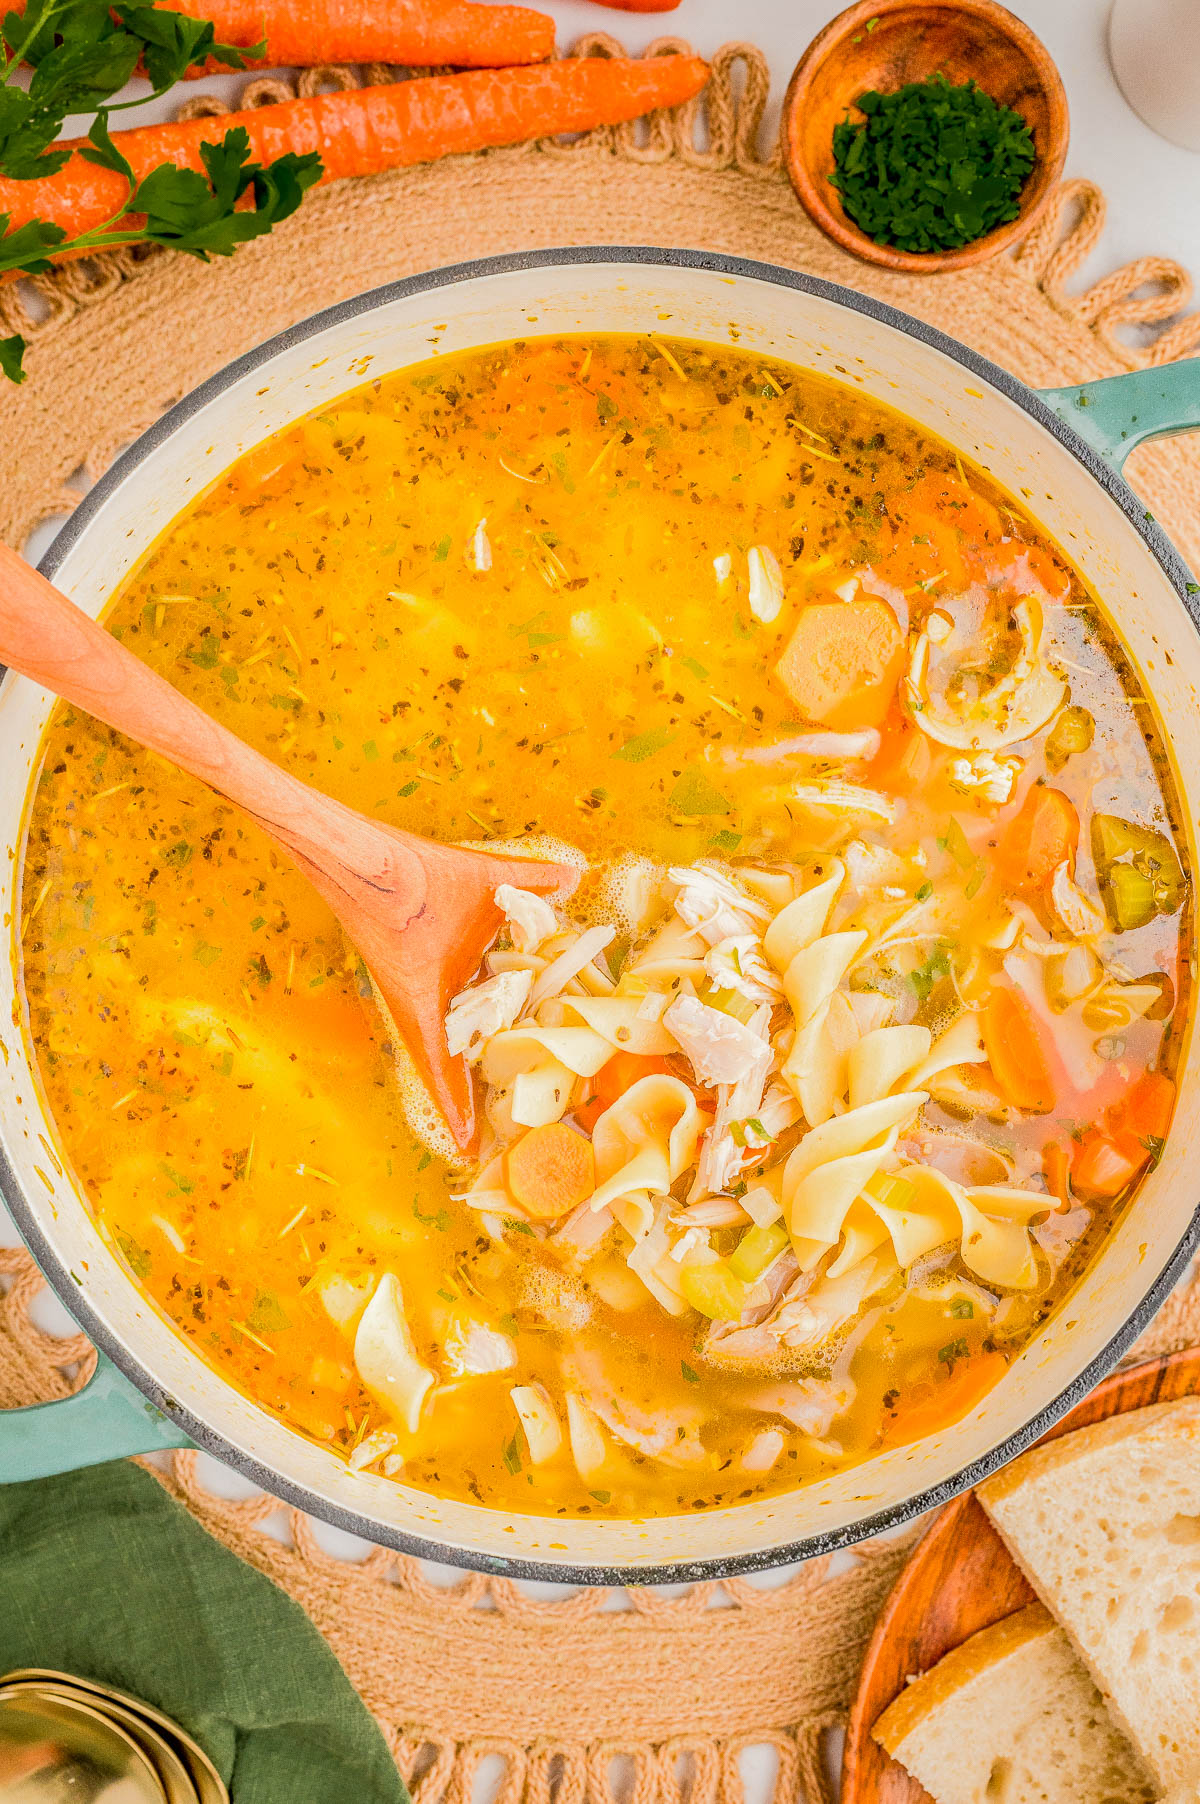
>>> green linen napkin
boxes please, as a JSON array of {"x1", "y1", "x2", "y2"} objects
[{"x1": 0, "y1": 1459, "x2": 409, "y2": 1804}]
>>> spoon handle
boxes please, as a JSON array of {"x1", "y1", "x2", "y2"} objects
[{"x1": 0, "y1": 542, "x2": 420, "y2": 881}]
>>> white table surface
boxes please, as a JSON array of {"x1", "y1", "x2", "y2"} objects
[{"x1": 2, "y1": 2, "x2": 1198, "y2": 1793}]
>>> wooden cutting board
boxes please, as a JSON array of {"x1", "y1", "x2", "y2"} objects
[{"x1": 842, "y1": 1343, "x2": 1200, "y2": 1802}]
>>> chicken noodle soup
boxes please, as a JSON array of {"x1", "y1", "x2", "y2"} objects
[{"x1": 19, "y1": 335, "x2": 1189, "y2": 1516}]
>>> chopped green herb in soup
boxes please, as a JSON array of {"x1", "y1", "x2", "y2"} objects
[{"x1": 19, "y1": 334, "x2": 1189, "y2": 1517}]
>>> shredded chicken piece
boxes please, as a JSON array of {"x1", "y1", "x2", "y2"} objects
[
  {"x1": 743, "y1": 1378, "x2": 855, "y2": 1436},
  {"x1": 663, "y1": 994, "x2": 771, "y2": 1088},
  {"x1": 566, "y1": 1351, "x2": 707, "y2": 1466},
  {"x1": 442, "y1": 1318, "x2": 518, "y2": 1378},
  {"x1": 668, "y1": 863, "x2": 771, "y2": 944},
  {"x1": 468, "y1": 518, "x2": 492, "y2": 573},
  {"x1": 704, "y1": 934, "x2": 781, "y2": 1004},
  {"x1": 767, "y1": 1260, "x2": 887, "y2": 1352},
  {"x1": 948, "y1": 751, "x2": 1022, "y2": 804},
  {"x1": 706, "y1": 1258, "x2": 884, "y2": 1364},
  {"x1": 529, "y1": 925, "x2": 615, "y2": 1007},
  {"x1": 445, "y1": 969, "x2": 532, "y2": 1061},
  {"x1": 716, "y1": 729, "x2": 880, "y2": 767},
  {"x1": 670, "y1": 1197, "x2": 752, "y2": 1228},
  {"x1": 1049, "y1": 861, "x2": 1107, "y2": 939},
  {"x1": 747, "y1": 545, "x2": 784, "y2": 623},
  {"x1": 348, "y1": 1428, "x2": 398, "y2": 1473},
  {"x1": 495, "y1": 884, "x2": 559, "y2": 953},
  {"x1": 741, "y1": 1428, "x2": 785, "y2": 1472},
  {"x1": 704, "y1": 1250, "x2": 799, "y2": 1363}
]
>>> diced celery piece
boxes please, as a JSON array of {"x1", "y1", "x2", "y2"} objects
[
  {"x1": 728, "y1": 1222, "x2": 788, "y2": 1282},
  {"x1": 1092, "y1": 813, "x2": 1145, "y2": 865},
  {"x1": 703, "y1": 986, "x2": 758, "y2": 1026},
  {"x1": 863, "y1": 1171, "x2": 917, "y2": 1212},
  {"x1": 943, "y1": 816, "x2": 974, "y2": 869},
  {"x1": 1092, "y1": 812, "x2": 1186, "y2": 927},
  {"x1": 680, "y1": 1261, "x2": 751, "y2": 1320},
  {"x1": 1107, "y1": 862, "x2": 1157, "y2": 932}
]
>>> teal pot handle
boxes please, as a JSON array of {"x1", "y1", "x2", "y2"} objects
[
  {"x1": 1040, "y1": 358, "x2": 1200, "y2": 470},
  {"x1": 0, "y1": 1350, "x2": 192, "y2": 1481}
]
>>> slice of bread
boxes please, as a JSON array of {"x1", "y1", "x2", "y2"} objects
[
  {"x1": 873, "y1": 1601, "x2": 1156, "y2": 1804},
  {"x1": 978, "y1": 1397, "x2": 1200, "y2": 1792}
]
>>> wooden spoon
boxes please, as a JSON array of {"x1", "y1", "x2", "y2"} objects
[{"x1": 0, "y1": 543, "x2": 579, "y2": 1153}]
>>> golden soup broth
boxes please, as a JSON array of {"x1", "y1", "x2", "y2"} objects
[{"x1": 19, "y1": 335, "x2": 1190, "y2": 1518}]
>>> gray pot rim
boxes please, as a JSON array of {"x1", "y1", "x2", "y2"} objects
[{"x1": 6, "y1": 243, "x2": 1198, "y2": 1584}]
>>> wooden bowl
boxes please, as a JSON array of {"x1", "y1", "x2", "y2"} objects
[
  {"x1": 782, "y1": 0, "x2": 1069, "y2": 274},
  {"x1": 841, "y1": 1344, "x2": 1200, "y2": 1802}
]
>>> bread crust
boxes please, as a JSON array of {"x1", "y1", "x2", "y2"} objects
[
  {"x1": 977, "y1": 1396, "x2": 1200, "y2": 1506},
  {"x1": 873, "y1": 1602, "x2": 1056, "y2": 1754}
]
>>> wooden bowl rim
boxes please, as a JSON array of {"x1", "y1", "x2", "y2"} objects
[
  {"x1": 781, "y1": 0, "x2": 1070, "y2": 275},
  {"x1": 841, "y1": 1343, "x2": 1200, "y2": 1800}
]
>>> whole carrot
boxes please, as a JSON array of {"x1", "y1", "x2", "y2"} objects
[
  {"x1": 160, "y1": 0, "x2": 556, "y2": 71},
  {"x1": 0, "y1": 57, "x2": 710, "y2": 252}
]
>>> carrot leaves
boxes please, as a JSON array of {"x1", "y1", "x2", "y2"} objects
[
  {"x1": 0, "y1": 328, "x2": 23, "y2": 381},
  {"x1": 0, "y1": 0, "x2": 323, "y2": 382},
  {"x1": 80, "y1": 117, "x2": 321, "y2": 259}
]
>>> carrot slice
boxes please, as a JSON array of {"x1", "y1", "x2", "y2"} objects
[
  {"x1": 870, "y1": 723, "x2": 932, "y2": 793},
  {"x1": 983, "y1": 986, "x2": 1058, "y2": 1115},
  {"x1": 996, "y1": 785, "x2": 1080, "y2": 893},
  {"x1": 0, "y1": 58, "x2": 710, "y2": 258},
  {"x1": 1071, "y1": 1132, "x2": 1148, "y2": 1199},
  {"x1": 883, "y1": 1350, "x2": 1008, "y2": 1446},
  {"x1": 506, "y1": 1122, "x2": 595, "y2": 1221},
  {"x1": 574, "y1": 1051, "x2": 673, "y2": 1134},
  {"x1": 1113, "y1": 1070, "x2": 1176, "y2": 1144},
  {"x1": 774, "y1": 597, "x2": 904, "y2": 731}
]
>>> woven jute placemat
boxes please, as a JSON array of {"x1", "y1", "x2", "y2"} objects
[{"x1": 4, "y1": 37, "x2": 1200, "y2": 1804}]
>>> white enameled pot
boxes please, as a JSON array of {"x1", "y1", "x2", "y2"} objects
[{"x1": 2, "y1": 249, "x2": 1200, "y2": 1581}]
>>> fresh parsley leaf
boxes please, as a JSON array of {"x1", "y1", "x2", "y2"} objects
[
  {"x1": 115, "y1": 1228, "x2": 151, "y2": 1279},
  {"x1": 25, "y1": 30, "x2": 141, "y2": 120},
  {"x1": 132, "y1": 130, "x2": 322, "y2": 259},
  {"x1": 79, "y1": 107, "x2": 133, "y2": 181},
  {"x1": 4, "y1": 0, "x2": 113, "y2": 69},
  {"x1": 612, "y1": 726, "x2": 675, "y2": 763},
  {"x1": 116, "y1": 4, "x2": 263, "y2": 89},
  {"x1": 413, "y1": 1198, "x2": 451, "y2": 1232},
  {"x1": 907, "y1": 942, "x2": 952, "y2": 1002},
  {"x1": 0, "y1": 211, "x2": 65, "y2": 276},
  {"x1": 0, "y1": 81, "x2": 75, "y2": 180},
  {"x1": 938, "y1": 1336, "x2": 969, "y2": 1369},
  {"x1": 246, "y1": 1288, "x2": 291, "y2": 1334},
  {"x1": 0, "y1": 331, "x2": 25, "y2": 383},
  {"x1": 668, "y1": 766, "x2": 732, "y2": 816},
  {"x1": 830, "y1": 75, "x2": 1036, "y2": 255}
]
